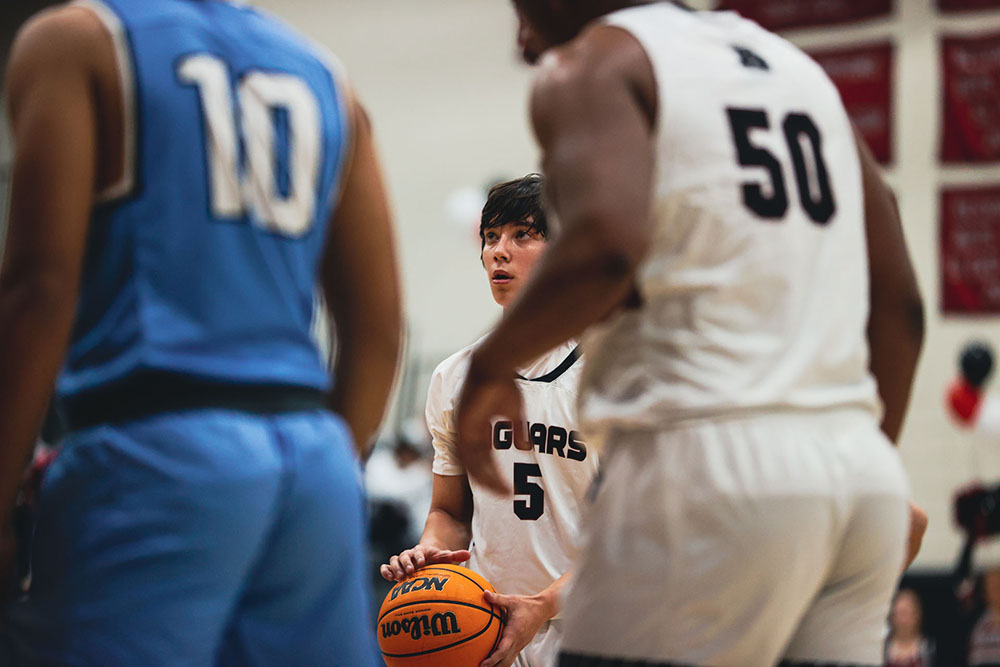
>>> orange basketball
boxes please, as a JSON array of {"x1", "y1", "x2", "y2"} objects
[{"x1": 377, "y1": 564, "x2": 504, "y2": 667}]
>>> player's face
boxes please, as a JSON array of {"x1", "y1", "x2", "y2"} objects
[
  {"x1": 889, "y1": 593, "x2": 919, "y2": 636},
  {"x1": 481, "y1": 220, "x2": 546, "y2": 308}
]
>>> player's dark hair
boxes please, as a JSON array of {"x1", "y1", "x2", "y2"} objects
[{"x1": 479, "y1": 173, "x2": 548, "y2": 249}]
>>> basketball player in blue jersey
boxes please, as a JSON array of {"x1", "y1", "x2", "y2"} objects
[{"x1": 0, "y1": 1, "x2": 401, "y2": 664}]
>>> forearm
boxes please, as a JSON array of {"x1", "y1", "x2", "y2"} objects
[
  {"x1": 329, "y1": 322, "x2": 402, "y2": 458},
  {"x1": 868, "y1": 296, "x2": 924, "y2": 443},
  {"x1": 418, "y1": 507, "x2": 472, "y2": 552},
  {"x1": 533, "y1": 570, "x2": 571, "y2": 620},
  {"x1": 856, "y1": 128, "x2": 923, "y2": 444},
  {"x1": 0, "y1": 281, "x2": 76, "y2": 512},
  {"x1": 474, "y1": 227, "x2": 634, "y2": 374}
]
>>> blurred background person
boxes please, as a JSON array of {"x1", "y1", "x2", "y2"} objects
[
  {"x1": 885, "y1": 588, "x2": 937, "y2": 667},
  {"x1": 970, "y1": 546, "x2": 1000, "y2": 667},
  {"x1": 366, "y1": 425, "x2": 434, "y2": 612}
]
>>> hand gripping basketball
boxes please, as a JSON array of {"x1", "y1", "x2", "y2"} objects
[
  {"x1": 477, "y1": 590, "x2": 553, "y2": 667},
  {"x1": 381, "y1": 544, "x2": 471, "y2": 583}
]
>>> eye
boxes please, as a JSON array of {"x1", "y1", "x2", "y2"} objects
[
  {"x1": 516, "y1": 229, "x2": 533, "y2": 239},
  {"x1": 485, "y1": 231, "x2": 499, "y2": 243}
]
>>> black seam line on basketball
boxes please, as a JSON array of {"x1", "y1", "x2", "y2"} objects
[
  {"x1": 395, "y1": 566, "x2": 488, "y2": 593},
  {"x1": 378, "y1": 599, "x2": 503, "y2": 625},
  {"x1": 381, "y1": 606, "x2": 498, "y2": 658},
  {"x1": 515, "y1": 346, "x2": 581, "y2": 383},
  {"x1": 488, "y1": 600, "x2": 503, "y2": 656}
]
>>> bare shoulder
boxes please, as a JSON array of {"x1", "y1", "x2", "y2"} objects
[
  {"x1": 530, "y1": 23, "x2": 657, "y2": 132},
  {"x1": 6, "y1": 5, "x2": 112, "y2": 101}
]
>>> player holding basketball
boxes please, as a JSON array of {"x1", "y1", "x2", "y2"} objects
[
  {"x1": 381, "y1": 174, "x2": 598, "y2": 667},
  {"x1": 456, "y1": 2, "x2": 925, "y2": 666},
  {"x1": 0, "y1": 1, "x2": 401, "y2": 664}
]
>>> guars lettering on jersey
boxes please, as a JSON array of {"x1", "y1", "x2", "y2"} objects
[{"x1": 492, "y1": 421, "x2": 587, "y2": 461}]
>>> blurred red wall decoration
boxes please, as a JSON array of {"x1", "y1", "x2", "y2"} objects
[
  {"x1": 941, "y1": 33, "x2": 1000, "y2": 163},
  {"x1": 941, "y1": 186, "x2": 1000, "y2": 314},
  {"x1": 809, "y1": 43, "x2": 894, "y2": 164},
  {"x1": 938, "y1": 0, "x2": 1000, "y2": 11},
  {"x1": 718, "y1": 0, "x2": 892, "y2": 32}
]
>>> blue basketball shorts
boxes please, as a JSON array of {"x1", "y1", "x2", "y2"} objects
[{"x1": 3, "y1": 409, "x2": 381, "y2": 666}]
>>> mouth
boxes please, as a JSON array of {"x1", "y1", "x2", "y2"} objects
[{"x1": 492, "y1": 270, "x2": 513, "y2": 284}]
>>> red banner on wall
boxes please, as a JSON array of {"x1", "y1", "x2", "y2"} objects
[
  {"x1": 942, "y1": 33, "x2": 1000, "y2": 163},
  {"x1": 809, "y1": 43, "x2": 894, "y2": 164},
  {"x1": 941, "y1": 186, "x2": 1000, "y2": 314},
  {"x1": 938, "y1": 0, "x2": 1000, "y2": 11},
  {"x1": 718, "y1": 0, "x2": 893, "y2": 32}
]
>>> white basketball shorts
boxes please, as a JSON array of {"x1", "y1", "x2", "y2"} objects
[
  {"x1": 516, "y1": 618, "x2": 562, "y2": 667},
  {"x1": 559, "y1": 409, "x2": 909, "y2": 667}
]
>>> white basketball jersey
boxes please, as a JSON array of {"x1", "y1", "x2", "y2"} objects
[
  {"x1": 426, "y1": 339, "x2": 598, "y2": 601},
  {"x1": 578, "y1": 3, "x2": 881, "y2": 437}
]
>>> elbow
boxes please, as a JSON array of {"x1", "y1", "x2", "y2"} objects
[
  {"x1": 867, "y1": 282, "x2": 925, "y2": 366},
  {"x1": 342, "y1": 307, "x2": 403, "y2": 365},
  {"x1": 581, "y1": 221, "x2": 645, "y2": 285},
  {"x1": 587, "y1": 249, "x2": 635, "y2": 289},
  {"x1": 0, "y1": 267, "x2": 78, "y2": 320},
  {"x1": 906, "y1": 294, "x2": 926, "y2": 351}
]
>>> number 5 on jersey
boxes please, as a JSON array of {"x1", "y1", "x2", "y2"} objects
[
  {"x1": 514, "y1": 463, "x2": 544, "y2": 521},
  {"x1": 178, "y1": 54, "x2": 322, "y2": 237}
]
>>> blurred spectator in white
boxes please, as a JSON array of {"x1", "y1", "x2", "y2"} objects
[
  {"x1": 970, "y1": 539, "x2": 1000, "y2": 666},
  {"x1": 885, "y1": 588, "x2": 936, "y2": 667},
  {"x1": 365, "y1": 420, "x2": 433, "y2": 617},
  {"x1": 365, "y1": 418, "x2": 433, "y2": 548}
]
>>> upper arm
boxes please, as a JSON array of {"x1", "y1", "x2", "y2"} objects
[
  {"x1": 2, "y1": 7, "x2": 108, "y2": 286},
  {"x1": 430, "y1": 473, "x2": 474, "y2": 526},
  {"x1": 425, "y1": 365, "x2": 465, "y2": 476},
  {"x1": 855, "y1": 129, "x2": 922, "y2": 321},
  {"x1": 319, "y1": 93, "x2": 401, "y2": 333},
  {"x1": 530, "y1": 27, "x2": 656, "y2": 267}
]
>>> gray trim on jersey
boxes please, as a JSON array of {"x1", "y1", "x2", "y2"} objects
[{"x1": 73, "y1": 0, "x2": 138, "y2": 203}]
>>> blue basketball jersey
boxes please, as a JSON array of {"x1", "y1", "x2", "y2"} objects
[{"x1": 58, "y1": 0, "x2": 351, "y2": 398}]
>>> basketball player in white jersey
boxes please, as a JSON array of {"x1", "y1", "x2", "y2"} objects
[
  {"x1": 381, "y1": 174, "x2": 598, "y2": 667},
  {"x1": 454, "y1": 2, "x2": 926, "y2": 666}
]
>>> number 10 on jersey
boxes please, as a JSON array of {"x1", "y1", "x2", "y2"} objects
[{"x1": 178, "y1": 54, "x2": 323, "y2": 237}]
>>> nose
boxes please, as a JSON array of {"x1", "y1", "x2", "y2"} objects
[
  {"x1": 491, "y1": 234, "x2": 512, "y2": 263},
  {"x1": 493, "y1": 236, "x2": 510, "y2": 262}
]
